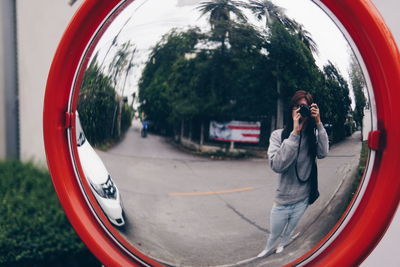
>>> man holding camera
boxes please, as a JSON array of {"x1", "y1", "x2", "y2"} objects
[{"x1": 257, "y1": 90, "x2": 329, "y2": 257}]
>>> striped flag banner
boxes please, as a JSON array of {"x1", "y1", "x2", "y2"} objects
[{"x1": 209, "y1": 121, "x2": 261, "y2": 143}]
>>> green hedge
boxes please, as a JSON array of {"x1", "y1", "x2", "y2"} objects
[{"x1": 0, "y1": 161, "x2": 100, "y2": 266}]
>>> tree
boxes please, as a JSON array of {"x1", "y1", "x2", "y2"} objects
[
  {"x1": 108, "y1": 41, "x2": 134, "y2": 137},
  {"x1": 349, "y1": 54, "x2": 367, "y2": 135},
  {"x1": 246, "y1": 0, "x2": 296, "y2": 31},
  {"x1": 291, "y1": 22, "x2": 318, "y2": 55},
  {"x1": 108, "y1": 41, "x2": 133, "y2": 92},
  {"x1": 197, "y1": 0, "x2": 247, "y2": 53},
  {"x1": 321, "y1": 61, "x2": 352, "y2": 142},
  {"x1": 116, "y1": 45, "x2": 136, "y2": 137},
  {"x1": 78, "y1": 56, "x2": 118, "y2": 146},
  {"x1": 245, "y1": 0, "x2": 318, "y2": 131},
  {"x1": 267, "y1": 22, "x2": 321, "y2": 129},
  {"x1": 245, "y1": 1, "x2": 317, "y2": 54},
  {"x1": 78, "y1": 54, "x2": 134, "y2": 147},
  {"x1": 139, "y1": 24, "x2": 272, "y2": 145},
  {"x1": 197, "y1": 0, "x2": 247, "y2": 28},
  {"x1": 139, "y1": 29, "x2": 203, "y2": 135}
]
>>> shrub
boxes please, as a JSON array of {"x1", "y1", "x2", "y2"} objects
[{"x1": 0, "y1": 161, "x2": 99, "y2": 266}]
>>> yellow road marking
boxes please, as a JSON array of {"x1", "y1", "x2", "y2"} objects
[{"x1": 168, "y1": 187, "x2": 255, "y2": 197}]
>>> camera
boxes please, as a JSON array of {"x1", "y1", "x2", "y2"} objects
[{"x1": 299, "y1": 104, "x2": 311, "y2": 117}]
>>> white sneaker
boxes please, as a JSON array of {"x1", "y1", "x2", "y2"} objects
[
  {"x1": 257, "y1": 249, "x2": 269, "y2": 258},
  {"x1": 276, "y1": 246, "x2": 284, "y2": 254}
]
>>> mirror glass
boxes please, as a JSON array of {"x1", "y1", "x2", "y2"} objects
[{"x1": 73, "y1": 0, "x2": 373, "y2": 265}]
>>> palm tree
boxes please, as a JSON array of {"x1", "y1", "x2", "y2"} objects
[
  {"x1": 246, "y1": 0, "x2": 318, "y2": 131},
  {"x1": 246, "y1": 0, "x2": 296, "y2": 31},
  {"x1": 197, "y1": 0, "x2": 247, "y2": 52},
  {"x1": 116, "y1": 46, "x2": 136, "y2": 137},
  {"x1": 196, "y1": 0, "x2": 248, "y2": 146},
  {"x1": 109, "y1": 41, "x2": 133, "y2": 137},
  {"x1": 246, "y1": 0, "x2": 318, "y2": 54},
  {"x1": 197, "y1": 0, "x2": 247, "y2": 28},
  {"x1": 292, "y1": 22, "x2": 318, "y2": 55},
  {"x1": 246, "y1": 1, "x2": 290, "y2": 130}
]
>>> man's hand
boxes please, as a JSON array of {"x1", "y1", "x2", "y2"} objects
[
  {"x1": 292, "y1": 108, "x2": 306, "y2": 135},
  {"x1": 311, "y1": 103, "x2": 321, "y2": 125}
]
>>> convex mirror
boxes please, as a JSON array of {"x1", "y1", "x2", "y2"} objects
[{"x1": 44, "y1": 0, "x2": 400, "y2": 266}]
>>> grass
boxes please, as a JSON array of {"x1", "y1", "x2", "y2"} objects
[{"x1": 347, "y1": 141, "x2": 369, "y2": 203}]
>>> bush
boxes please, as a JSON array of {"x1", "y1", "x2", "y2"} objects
[
  {"x1": 346, "y1": 141, "x2": 369, "y2": 205},
  {"x1": 78, "y1": 58, "x2": 134, "y2": 148},
  {"x1": 0, "y1": 161, "x2": 100, "y2": 266}
]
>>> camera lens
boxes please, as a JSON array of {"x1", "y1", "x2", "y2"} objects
[{"x1": 299, "y1": 104, "x2": 311, "y2": 117}]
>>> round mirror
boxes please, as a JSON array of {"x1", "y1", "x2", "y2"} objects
[
  {"x1": 44, "y1": 0, "x2": 400, "y2": 266},
  {"x1": 73, "y1": 0, "x2": 374, "y2": 265}
]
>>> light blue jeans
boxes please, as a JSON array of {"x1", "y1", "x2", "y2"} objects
[{"x1": 265, "y1": 197, "x2": 309, "y2": 251}]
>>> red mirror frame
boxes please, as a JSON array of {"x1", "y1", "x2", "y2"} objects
[{"x1": 44, "y1": 0, "x2": 400, "y2": 266}]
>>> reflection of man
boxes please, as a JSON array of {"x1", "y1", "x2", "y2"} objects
[
  {"x1": 141, "y1": 119, "x2": 149, "y2": 137},
  {"x1": 142, "y1": 120, "x2": 149, "y2": 130},
  {"x1": 257, "y1": 90, "x2": 329, "y2": 257}
]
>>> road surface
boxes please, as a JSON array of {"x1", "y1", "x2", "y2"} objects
[{"x1": 95, "y1": 121, "x2": 362, "y2": 266}]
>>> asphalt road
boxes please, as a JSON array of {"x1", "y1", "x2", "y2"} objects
[{"x1": 96, "y1": 120, "x2": 362, "y2": 266}]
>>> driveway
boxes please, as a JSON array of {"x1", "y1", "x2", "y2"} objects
[{"x1": 96, "y1": 122, "x2": 363, "y2": 266}]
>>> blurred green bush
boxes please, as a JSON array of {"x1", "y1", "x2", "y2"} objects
[{"x1": 0, "y1": 160, "x2": 99, "y2": 266}]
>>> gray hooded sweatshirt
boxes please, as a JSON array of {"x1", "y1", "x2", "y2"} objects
[{"x1": 268, "y1": 123, "x2": 329, "y2": 205}]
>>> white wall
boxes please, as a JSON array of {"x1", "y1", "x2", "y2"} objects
[{"x1": 17, "y1": 0, "x2": 81, "y2": 163}]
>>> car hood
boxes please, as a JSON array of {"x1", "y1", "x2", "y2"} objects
[{"x1": 77, "y1": 140, "x2": 110, "y2": 185}]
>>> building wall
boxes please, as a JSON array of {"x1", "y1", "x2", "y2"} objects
[
  {"x1": 0, "y1": 0, "x2": 18, "y2": 160},
  {"x1": 17, "y1": 0, "x2": 81, "y2": 163},
  {"x1": 0, "y1": 2, "x2": 7, "y2": 159},
  {"x1": 0, "y1": 2, "x2": 6, "y2": 159}
]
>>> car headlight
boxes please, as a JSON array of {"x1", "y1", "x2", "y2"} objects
[{"x1": 90, "y1": 175, "x2": 117, "y2": 199}]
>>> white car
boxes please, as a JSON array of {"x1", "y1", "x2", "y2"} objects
[{"x1": 76, "y1": 113, "x2": 125, "y2": 227}]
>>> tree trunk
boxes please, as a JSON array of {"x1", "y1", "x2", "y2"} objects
[
  {"x1": 229, "y1": 141, "x2": 235, "y2": 152},
  {"x1": 111, "y1": 103, "x2": 119, "y2": 137},
  {"x1": 270, "y1": 115, "x2": 276, "y2": 134},
  {"x1": 276, "y1": 64, "x2": 284, "y2": 130},
  {"x1": 188, "y1": 120, "x2": 192, "y2": 141},
  {"x1": 117, "y1": 101, "x2": 122, "y2": 137},
  {"x1": 180, "y1": 119, "x2": 184, "y2": 142},
  {"x1": 200, "y1": 121, "x2": 204, "y2": 147}
]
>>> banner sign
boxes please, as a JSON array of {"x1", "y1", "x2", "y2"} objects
[{"x1": 209, "y1": 121, "x2": 261, "y2": 143}]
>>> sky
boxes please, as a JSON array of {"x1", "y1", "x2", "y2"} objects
[{"x1": 91, "y1": 0, "x2": 356, "y2": 106}]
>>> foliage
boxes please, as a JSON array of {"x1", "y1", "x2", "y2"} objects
[
  {"x1": 78, "y1": 53, "x2": 134, "y2": 147},
  {"x1": 108, "y1": 41, "x2": 134, "y2": 89},
  {"x1": 197, "y1": 0, "x2": 247, "y2": 28},
  {"x1": 246, "y1": 0, "x2": 296, "y2": 30},
  {"x1": 139, "y1": 24, "x2": 276, "y2": 136},
  {"x1": 139, "y1": 28, "x2": 206, "y2": 133},
  {"x1": 245, "y1": 0, "x2": 317, "y2": 54},
  {"x1": 349, "y1": 54, "x2": 367, "y2": 130},
  {"x1": 78, "y1": 57, "x2": 117, "y2": 145},
  {"x1": 121, "y1": 102, "x2": 134, "y2": 134},
  {"x1": 346, "y1": 141, "x2": 368, "y2": 206},
  {"x1": 138, "y1": 0, "x2": 352, "y2": 145},
  {"x1": 267, "y1": 22, "x2": 321, "y2": 103},
  {"x1": 319, "y1": 61, "x2": 352, "y2": 142},
  {"x1": 0, "y1": 160, "x2": 99, "y2": 266}
]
